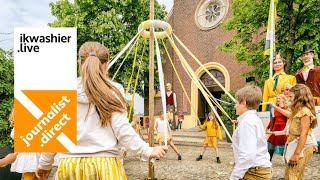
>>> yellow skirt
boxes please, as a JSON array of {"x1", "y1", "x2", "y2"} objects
[
  {"x1": 204, "y1": 136, "x2": 218, "y2": 147},
  {"x1": 55, "y1": 157, "x2": 126, "y2": 180}
]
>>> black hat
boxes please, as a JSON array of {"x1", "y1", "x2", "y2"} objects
[{"x1": 302, "y1": 44, "x2": 314, "y2": 54}]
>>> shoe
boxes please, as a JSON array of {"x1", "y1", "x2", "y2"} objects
[
  {"x1": 196, "y1": 155, "x2": 202, "y2": 161},
  {"x1": 178, "y1": 154, "x2": 182, "y2": 160},
  {"x1": 217, "y1": 157, "x2": 221, "y2": 164},
  {"x1": 140, "y1": 158, "x2": 147, "y2": 162}
]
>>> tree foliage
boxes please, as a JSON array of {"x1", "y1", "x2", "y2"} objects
[
  {"x1": 221, "y1": 0, "x2": 320, "y2": 86},
  {"x1": 220, "y1": 92, "x2": 236, "y2": 128},
  {"x1": 49, "y1": 0, "x2": 167, "y2": 96},
  {"x1": 0, "y1": 48, "x2": 14, "y2": 148}
]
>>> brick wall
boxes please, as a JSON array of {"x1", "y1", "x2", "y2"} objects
[{"x1": 151, "y1": 0, "x2": 253, "y2": 115}]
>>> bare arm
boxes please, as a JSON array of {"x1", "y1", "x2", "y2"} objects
[
  {"x1": 271, "y1": 121, "x2": 288, "y2": 136},
  {"x1": 0, "y1": 153, "x2": 17, "y2": 167},
  {"x1": 294, "y1": 116, "x2": 311, "y2": 156},
  {"x1": 271, "y1": 129, "x2": 287, "y2": 136},
  {"x1": 270, "y1": 103, "x2": 292, "y2": 118}
]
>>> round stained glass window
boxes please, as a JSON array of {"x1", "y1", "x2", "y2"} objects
[{"x1": 195, "y1": 0, "x2": 229, "y2": 30}]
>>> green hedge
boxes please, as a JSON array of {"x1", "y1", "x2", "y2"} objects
[{"x1": 0, "y1": 49, "x2": 14, "y2": 148}]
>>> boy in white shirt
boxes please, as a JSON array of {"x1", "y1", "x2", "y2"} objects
[{"x1": 230, "y1": 85, "x2": 272, "y2": 180}]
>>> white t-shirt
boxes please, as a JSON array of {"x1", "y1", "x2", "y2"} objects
[{"x1": 156, "y1": 118, "x2": 167, "y2": 133}]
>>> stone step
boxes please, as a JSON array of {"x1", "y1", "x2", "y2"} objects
[
  {"x1": 140, "y1": 126, "x2": 233, "y2": 148},
  {"x1": 141, "y1": 127, "x2": 232, "y2": 140},
  {"x1": 142, "y1": 134, "x2": 232, "y2": 148},
  {"x1": 142, "y1": 130, "x2": 206, "y2": 139}
]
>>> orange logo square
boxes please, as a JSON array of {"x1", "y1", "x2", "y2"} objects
[{"x1": 14, "y1": 90, "x2": 77, "y2": 152}]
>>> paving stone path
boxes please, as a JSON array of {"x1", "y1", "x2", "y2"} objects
[{"x1": 124, "y1": 145, "x2": 320, "y2": 180}]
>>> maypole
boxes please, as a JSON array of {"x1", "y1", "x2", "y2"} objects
[
  {"x1": 148, "y1": 0, "x2": 155, "y2": 179},
  {"x1": 269, "y1": 0, "x2": 275, "y2": 78},
  {"x1": 264, "y1": 0, "x2": 277, "y2": 78}
]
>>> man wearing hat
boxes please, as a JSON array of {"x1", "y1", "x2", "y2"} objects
[{"x1": 295, "y1": 44, "x2": 320, "y2": 105}]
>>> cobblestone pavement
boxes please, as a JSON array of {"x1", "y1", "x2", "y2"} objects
[{"x1": 124, "y1": 145, "x2": 320, "y2": 180}]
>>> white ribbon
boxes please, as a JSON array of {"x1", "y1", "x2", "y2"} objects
[
  {"x1": 112, "y1": 36, "x2": 140, "y2": 80},
  {"x1": 154, "y1": 30, "x2": 168, "y2": 146},
  {"x1": 108, "y1": 30, "x2": 142, "y2": 69}
]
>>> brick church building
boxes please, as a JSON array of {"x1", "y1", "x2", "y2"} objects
[{"x1": 148, "y1": 0, "x2": 253, "y2": 129}]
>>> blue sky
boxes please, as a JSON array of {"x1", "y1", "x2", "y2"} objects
[{"x1": 0, "y1": 0, "x2": 173, "y2": 50}]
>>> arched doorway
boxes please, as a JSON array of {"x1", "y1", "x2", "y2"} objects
[
  {"x1": 190, "y1": 62, "x2": 230, "y2": 128},
  {"x1": 198, "y1": 69, "x2": 225, "y2": 123}
]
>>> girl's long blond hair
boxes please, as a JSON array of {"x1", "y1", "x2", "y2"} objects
[
  {"x1": 79, "y1": 42, "x2": 126, "y2": 127},
  {"x1": 276, "y1": 94, "x2": 288, "y2": 109},
  {"x1": 290, "y1": 84, "x2": 317, "y2": 129},
  {"x1": 205, "y1": 112, "x2": 218, "y2": 129}
]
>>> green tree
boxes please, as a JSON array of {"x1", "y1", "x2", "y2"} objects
[
  {"x1": 220, "y1": 92, "x2": 236, "y2": 128},
  {"x1": 0, "y1": 48, "x2": 14, "y2": 148},
  {"x1": 221, "y1": 0, "x2": 320, "y2": 86},
  {"x1": 49, "y1": 0, "x2": 167, "y2": 96}
]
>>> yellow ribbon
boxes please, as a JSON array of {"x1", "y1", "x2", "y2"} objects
[
  {"x1": 161, "y1": 40, "x2": 202, "y2": 126},
  {"x1": 128, "y1": 39, "x2": 147, "y2": 121},
  {"x1": 165, "y1": 33, "x2": 233, "y2": 142},
  {"x1": 125, "y1": 36, "x2": 141, "y2": 95},
  {"x1": 173, "y1": 34, "x2": 236, "y2": 103}
]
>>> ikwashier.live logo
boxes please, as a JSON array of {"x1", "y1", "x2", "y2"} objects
[{"x1": 14, "y1": 28, "x2": 77, "y2": 152}]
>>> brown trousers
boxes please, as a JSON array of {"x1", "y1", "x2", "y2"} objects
[{"x1": 241, "y1": 167, "x2": 272, "y2": 180}]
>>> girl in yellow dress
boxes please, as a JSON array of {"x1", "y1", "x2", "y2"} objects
[{"x1": 196, "y1": 112, "x2": 223, "y2": 163}]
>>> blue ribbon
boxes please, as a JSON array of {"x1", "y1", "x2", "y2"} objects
[{"x1": 273, "y1": 74, "x2": 280, "y2": 91}]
